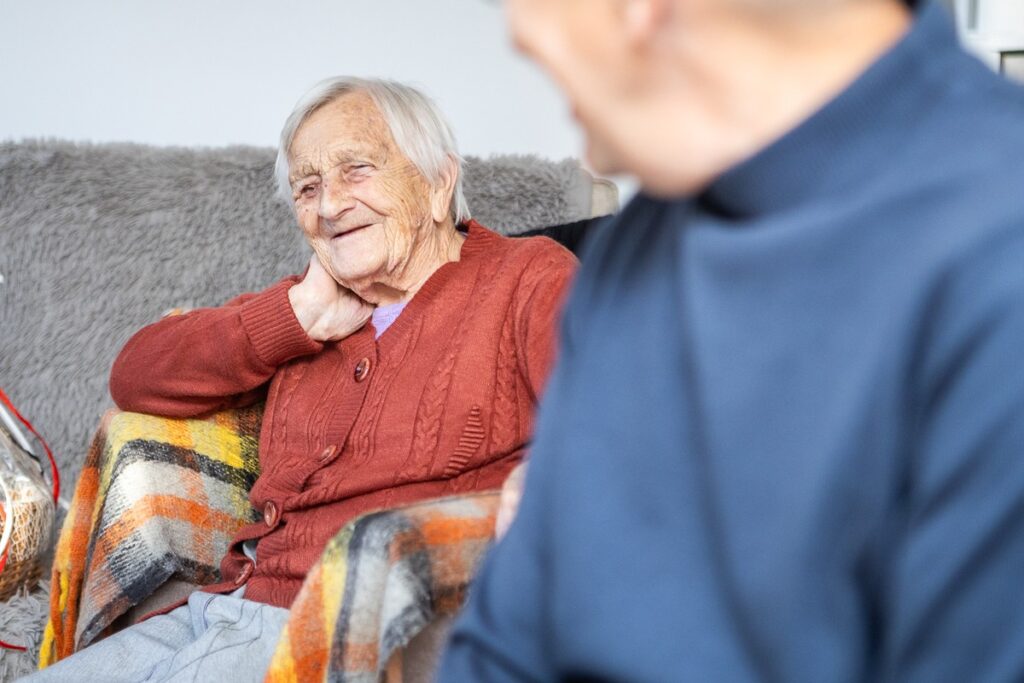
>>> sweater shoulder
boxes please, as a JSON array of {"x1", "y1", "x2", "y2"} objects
[
  {"x1": 866, "y1": 55, "x2": 1024, "y2": 252},
  {"x1": 904, "y1": 51, "x2": 1024, "y2": 181},
  {"x1": 469, "y1": 222, "x2": 578, "y2": 275},
  {"x1": 503, "y1": 229, "x2": 576, "y2": 262}
]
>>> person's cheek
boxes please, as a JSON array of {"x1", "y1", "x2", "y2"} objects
[
  {"x1": 376, "y1": 169, "x2": 432, "y2": 265},
  {"x1": 310, "y1": 240, "x2": 332, "y2": 273},
  {"x1": 350, "y1": 180, "x2": 399, "y2": 271},
  {"x1": 294, "y1": 205, "x2": 330, "y2": 276},
  {"x1": 296, "y1": 204, "x2": 318, "y2": 238},
  {"x1": 392, "y1": 168, "x2": 433, "y2": 229}
]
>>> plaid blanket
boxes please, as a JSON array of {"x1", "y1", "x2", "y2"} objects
[
  {"x1": 38, "y1": 405, "x2": 499, "y2": 680},
  {"x1": 39, "y1": 406, "x2": 262, "y2": 666},
  {"x1": 265, "y1": 492, "x2": 499, "y2": 683}
]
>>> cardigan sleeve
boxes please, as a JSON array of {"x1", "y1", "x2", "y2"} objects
[
  {"x1": 513, "y1": 241, "x2": 578, "y2": 402},
  {"x1": 109, "y1": 276, "x2": 323, "y2": 418}
]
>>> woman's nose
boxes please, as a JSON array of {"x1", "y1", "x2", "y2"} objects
[{"x1": 318, "y1": 179, "x2": 356, "y2": 221}]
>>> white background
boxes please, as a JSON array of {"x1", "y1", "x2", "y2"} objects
[
  {"x1": 957, "y1": 0, "x2": 1024, "y2": 41},
  {"x1": 954, "y1": 0, "x2": 1024, "y2": 68},
  {"x1": 0, "y1": 0, "x2": 585, "y2": 164},
  {"x1": 0, "y1": 1, "x2": 1019, "y2": 197}
]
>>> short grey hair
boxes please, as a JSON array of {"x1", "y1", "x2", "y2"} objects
[{"x1": 274, "y1": 77, "x2": 471, "y2": 224}]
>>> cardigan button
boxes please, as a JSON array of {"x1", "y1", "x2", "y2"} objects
[
  {"x1": 234, "y1": 559, "x2": 254, "y2": 586},
  {"x1": 354, "y1": 357, "x2": 371, "y2": 382},
  {"x1": 320, "y1": 445, "x2": 337, "y2": 462},
  {"x1": 263, "y1": 501, "x2": 278, "y2": 528}
]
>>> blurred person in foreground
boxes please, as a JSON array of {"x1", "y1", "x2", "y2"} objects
[
  {"x1": 440, "y1": 0, "x2": 1024, "y2": 680},
  {"x1": 26, "y1": 77, "x2": 575, "y2": 682}
]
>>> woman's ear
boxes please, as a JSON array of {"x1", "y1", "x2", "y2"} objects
[{"x1": 430, "y1": 155, "x2": 459, "y2": 224}]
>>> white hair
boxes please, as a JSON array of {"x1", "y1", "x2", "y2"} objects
[{"x1": 274, "y1": 77, "x2": 471, "y2": 224}]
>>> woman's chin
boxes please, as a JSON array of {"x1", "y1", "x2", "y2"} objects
[{"x1": 327, "y1": 259, "x2": 382, "y2": 291}]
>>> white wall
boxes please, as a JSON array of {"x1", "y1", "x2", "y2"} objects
[
  {"x1": 958, "y1": 0, "x2": 1024, "y2": 39},
  {"x1": 954, "y1": 0, "x2": 1024, "y2": 68},
  {"x1": 0, "y1": 0, "x2": 585, "y2": 165}
]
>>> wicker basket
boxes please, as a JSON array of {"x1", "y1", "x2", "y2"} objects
[{"x1": 0, "y1": 422, "x2": 54, "y2": 602}]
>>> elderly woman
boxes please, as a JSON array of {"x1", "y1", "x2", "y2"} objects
[{"x1": 27, "y1": 77, "x2": 575, "y2": 682}]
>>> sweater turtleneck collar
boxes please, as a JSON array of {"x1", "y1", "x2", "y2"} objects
[{"x1": 696, "y1": 0, "x2": 953, "y2": 219}]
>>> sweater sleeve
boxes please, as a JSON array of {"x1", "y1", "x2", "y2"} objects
[
  {"x1": 886, "y1": 228, "x2": 1024, "y2": 682},
  {"x1": 109, "y1": 277, "x2": 323, "y2": 417},
  {"x1": 513, "y1": 241, "x2": 578, "y2": 402}
]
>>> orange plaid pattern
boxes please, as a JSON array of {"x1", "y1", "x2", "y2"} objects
[
  {"x1": 39, "y1": 406, "x2": 261, "y2": 668},
  {"x1": 266, "y1": 492, "x2": 499, "y2": 682}
]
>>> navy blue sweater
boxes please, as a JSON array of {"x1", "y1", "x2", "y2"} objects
[{"x1": 440, "y1": 3, "x2": 1024, "y2": 682}]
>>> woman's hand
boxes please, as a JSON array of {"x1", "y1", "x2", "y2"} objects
[{"x1": 289, "y1": 255, "x2": 374, "y2": 342}]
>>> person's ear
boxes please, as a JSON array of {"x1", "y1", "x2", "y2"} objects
[
  {"x1": 623, "y1": 0, "x2": 671, "y2": 46},
  {"x1": 430, "y1": 155, "x2": 459, "y2": 224}
]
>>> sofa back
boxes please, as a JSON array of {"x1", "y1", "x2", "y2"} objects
[{"x1": 0, "y1": 140, "x2": 611, "y2": 482}]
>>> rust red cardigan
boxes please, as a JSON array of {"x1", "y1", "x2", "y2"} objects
[{"x1": 109, "y1": 221, "x2": 576, "y2": 608}]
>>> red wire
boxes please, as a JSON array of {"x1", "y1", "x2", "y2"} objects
[
  {"x1": 0, "y1": 387, "x2": 60, "y2": 651},
  {"x1": 0, "y1": 387, "x2": 60, "y2": 503}
]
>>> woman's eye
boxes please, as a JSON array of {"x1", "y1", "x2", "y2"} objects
[{"x1": 299, "y1": 184, "x2": 317, "y2": 197}]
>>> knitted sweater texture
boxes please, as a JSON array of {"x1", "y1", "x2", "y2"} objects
[{"x1": 110, "y1": 221, "x2": 576, "y2": 607}]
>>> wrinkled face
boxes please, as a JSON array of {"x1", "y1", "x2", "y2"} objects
[
  {"x1": 287, "y1": 93, "x2": 438, "y2": 290},
  {"x1": 506, "y1": 0, "x2": 637, "y2": 175}
]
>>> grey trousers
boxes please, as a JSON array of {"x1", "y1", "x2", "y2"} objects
[{"x1": 21, "y1": 592, "x2": 289, "y2": 683}]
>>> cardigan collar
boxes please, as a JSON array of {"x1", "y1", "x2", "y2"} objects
[{"x1": 365, "y1": 219, "x2": 499, "y2": 350}]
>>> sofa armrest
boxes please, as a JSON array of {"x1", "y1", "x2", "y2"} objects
[
  {"x1": 39, "y1": 405, "x2": 262, "y2": 666},
  {"x1": 590, "y1": 176, "x2": 620, "y2": 218},
  {"x1": 266, "y1": 491, "x2": 500, "y2": 682}
]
